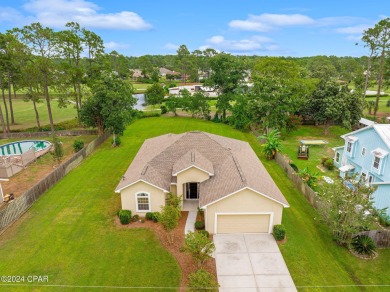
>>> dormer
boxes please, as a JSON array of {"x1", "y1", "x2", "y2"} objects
[
  {"x1": 371, "y1": 147, "x2": 389, "y2": 175},
  {"x1": 345, "y1": 135, "x2": 358, "y2": 158},
  {"x1": 172, "y1": 150, "x2": 214, "y2": 177}
]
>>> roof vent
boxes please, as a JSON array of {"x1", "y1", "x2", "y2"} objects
[{"x1": 191, "y1": 151, "x2": 195, "y2": 162}]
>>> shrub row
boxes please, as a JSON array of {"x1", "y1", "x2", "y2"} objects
[{"x1": 146, "y1": 212, "x2": 160, "y2": 222}]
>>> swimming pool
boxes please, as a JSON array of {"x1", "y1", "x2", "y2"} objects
[{"x1": 0, "y1": 140, "x2": 51, "y2": 157}]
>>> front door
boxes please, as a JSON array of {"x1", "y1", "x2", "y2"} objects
[{"x1": 185, "y1": 182, "x2": 199, "y2": 200}]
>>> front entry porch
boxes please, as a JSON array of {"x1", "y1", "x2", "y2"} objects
[{"x1": 183, "y1": 199, "x2": 199, "y2": 211}]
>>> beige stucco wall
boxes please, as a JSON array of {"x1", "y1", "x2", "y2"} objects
[
  {"x1": 120, "y1": 181, "x2": 166, "y2": 216},
  {"x1": 204, "y1": 188, "x2": 284, "y2": 234},
  {"x1": 176, "y1": 167, "x2": 210, "y2": 197},
  {"x1": 170, "y1": 184, "x2": 177, "y2": 195}
]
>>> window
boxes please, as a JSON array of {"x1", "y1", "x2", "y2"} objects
[
  {"x1": 361, "y1": 172, "x2": 367, "y2": 182},
  {"x1": 346, "y1": 142, "x2": 352, "y2": 153},
  {"x1": 373, "y1": 156, "x2": 381, "y2": 170},
  {"x1": 335, "y1": 152, "x2": 340, "y2": 163},
  {"x1": 136, "y1": 192, "x2": 150, "y2": 212},
  {"x1": 368, "y1": 175, "x2": 374, "y2": 184},
  {"x1": 361, "y1": 147, "x2": 366, "y2": 156}
]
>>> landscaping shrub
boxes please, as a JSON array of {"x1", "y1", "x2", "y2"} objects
[
  {"x1": 184, "y1": 231, "x2": 215, "y2": 268},
  {"x1": 160, "y1": 105, "x2": 168, "y2": 114},
  {"x1": 132, "y1": 214, "x2": 140, "y2": 222},
  {"x1": 378, "y1": 213, "x2": 390, "y2": 227},
  {"x1": 73, "y1": 140, "x2": 84, "y2": 152},
  {"x1": 197, "y1": 230, "x2": 209, "y2": 238},
  {"x1": 324, "y1": 158, "x2": 334, "y2": 170},
  {"x1": 351, "y1": 234, "x2": 376, "y2": 256},
  {"x1": 187, "y1": 269, "x2": 219, "y2": 292},
  {"x1": 273, "y1": 224, "x2": 286, "y2": 241},
  {"x1": 51, "y1": 135, "x2": 64, "y2": 164},
  {"x1": 298, "y1": 167, "x2": 319, "y2": 188},
  {"x1": 321, "y1": 157, "x2": 328, "y2": 165},
  {"x1": 195, "y1": 221, "x2": 205, "y2": 230},
  {"x1": 387, "y1": 99, "x2": 390, "y2": 107},
  {"x1": 152, "y1": 212, "x2": 160, "y2": 222},
  {"x1": 119, "y1": 210, "x2": 132, "y2": 225},
  {"x1": 145, "y1": 212, "x2": 153, "y2": 220},
  {"x1": 137, "y1": 111, "x2": 161, "y2": 119}
]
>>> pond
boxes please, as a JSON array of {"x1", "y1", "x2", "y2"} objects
[{"x1": 134, "y1": 94, "x2": 146, "y2": 110}]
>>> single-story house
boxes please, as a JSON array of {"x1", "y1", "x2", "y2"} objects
[
  {"x1": 115, "y1": 131, "x2": 289, "y2": 234},
  {"x1": 131, "y1": 69, "x2": 143, "y2": 80},
  {"x1": 168, "y1": 85, "x2": 218, "y2": 97},
  {"x1": 159, "y1": 67, "x2": 181, "y2": 79}
]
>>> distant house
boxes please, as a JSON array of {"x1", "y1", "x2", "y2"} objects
[
  {"x1": 159, "y1": 67, "x2": 181, "y2": 79},
  {"x1": 115, "y1": 132, "x2": 289, "y2": 234},
  {"x1": 333, "y1": 124, "x2": 390, "y2": 216},
  {"x1": 131, "y1": 69, "x2": 143, "y2": 80},
  {"x1": 168, "y1": 85, "x2": 218, "y2": 97}
]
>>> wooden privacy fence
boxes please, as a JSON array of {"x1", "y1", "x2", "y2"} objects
[
  {"x1": 357, "y1": 230, "x2": 390, "y2": 248},
  {"x1": 274, "y1": 152, "x2": 321, "y2": 208},
  {"x1": 0, "y1": 131, "x2": 110, "y2": 232},
  {"x1": 0, "y1": 129, "x2": 98, "y2": 139}
]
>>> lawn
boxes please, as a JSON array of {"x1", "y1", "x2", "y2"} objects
[
  {"x1": 279, "y1": 125, "x2": 348, "y2": 180},
  {"x1": 364, "y1": 96, "x2": 390, "y2": 119},
  {"x1": 5, "y1": 99, "x2": 77, "y2": 131},
  {"x1": 0, "y1": 116, "x2": 388, "y2": 290}
]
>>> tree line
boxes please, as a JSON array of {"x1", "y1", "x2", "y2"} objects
[
  {"x1": 0, "y1": 21, "x2": 136, "y2": 138},
  {"x1": 145, "y1": 18, "x2": 389, "y2": 135},
  {"x1": 1, "y1": 18, "x2": 388, "y2": 139}
]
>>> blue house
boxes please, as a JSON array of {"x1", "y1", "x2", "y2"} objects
[{"x1": 333, "y1": 124, "x2": 390, "y2": 216}]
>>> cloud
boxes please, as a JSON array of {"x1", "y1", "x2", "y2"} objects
[
  {"x1": 17, "y1": 0, "x2": 152, "y2": 30},
  {"x1": 345, "y1": 35, "x2": 361, "y2": 41},
  {"x1": 316, "y1": 16, "x2": 367, "y2": 27},
  {"x1": 202, "y1": 35, "x2": 275, "y2": 53},
  {"x1": 164, "y1": 43, "x2": 179, "y2": 50},
  {"x1": 334, "y1": 24, "x2": 371, "y2": 34},
  {"x1": 229, "y1": 13, "x2": 315, "y2": 32},
  {"x1": 104, "y1": 41, "x2": 130, "y2": 51},
  {"x1": 229, "y1": 13, "x2": 372, "y2": 33},
  {"x1": 0, "y1": 7, "x2": 34, "y2": 26}
]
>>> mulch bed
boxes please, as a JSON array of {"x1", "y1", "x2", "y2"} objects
[{"x1": 115, "y1": 211, "x2": 217, "y2": 291}]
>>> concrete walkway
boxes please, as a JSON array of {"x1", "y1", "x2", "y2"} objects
[
  {"x1": 214, "y1": 233, "x2": 296, "y2": 292},
  {"x1": 184, "y1": 211, "x2": 197, "y2": 234}
]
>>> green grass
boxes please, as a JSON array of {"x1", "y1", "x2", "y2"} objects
[
  {"x1": 364, "y1": 96, "x2": 390, "y2": 118},
  {"x1": 280, "y1": 125, "x2": 348, "y2": 180},
  {"x1": 128, "y1": 82, "x2": 152, "y2": 92},
  {"x1": 0, "y1": 117, "x2": 388, "y2": 290},
  {"x1": 5, "y1": 99, "x2": 77, "y2": 131}
]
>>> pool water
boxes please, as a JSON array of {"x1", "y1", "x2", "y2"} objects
[{"x1": 0, "y1": 140, "x2": 51, "y2": 156}]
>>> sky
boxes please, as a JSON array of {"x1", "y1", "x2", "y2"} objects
[{"x1": 0, "y1": 0, "x2": 389, "y2": 57}]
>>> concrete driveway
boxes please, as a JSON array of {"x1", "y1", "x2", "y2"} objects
[{"x1": 214, "y1": 234, "x2": 296, "y2": 291}]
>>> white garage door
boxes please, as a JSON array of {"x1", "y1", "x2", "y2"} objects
[{"x1": 216, "y1": 214, "x2": 271, "y2": 234}]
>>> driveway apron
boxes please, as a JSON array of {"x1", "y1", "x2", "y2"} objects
[{"x1": 214, "y1": 233, "x2": 296, "y2": 291}]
